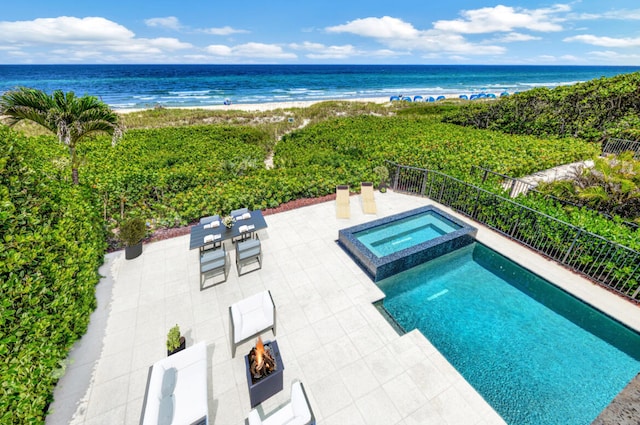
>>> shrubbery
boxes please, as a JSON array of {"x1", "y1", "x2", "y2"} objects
[
  {"x1": 443, "y1": 71, "x2": 640, "y2": 142},
  {"x1": 0, "y1": 128, "x2": 106, "y2": 422}
]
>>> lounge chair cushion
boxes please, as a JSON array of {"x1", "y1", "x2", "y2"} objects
[
  {"x1": 158, "y1": 395, "x2": 174, "y2": 425},
  {"x1": 161, "y1": 367, "x2": 177, "y2": 397},
  {"x1": 140, "y1": 342, "x2": 208, "y2": 425}
]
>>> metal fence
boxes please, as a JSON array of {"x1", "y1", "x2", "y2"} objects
[
  {"x1": 470, "y1": 165, "x2": 639, "y2": 231},
  {"x1": 602, "y1": 138, "x2": 640, "y2": 159},
  {"x1": 387, "y1": 162, "x2": 640, "y2": 302},
  {"x1": 471, "y1": 166, "x2": 539, "y2": 197}
]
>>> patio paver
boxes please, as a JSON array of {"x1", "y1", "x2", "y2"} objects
[{"x1": 47, "y1": 190, "x2": 639, "y2": 425}]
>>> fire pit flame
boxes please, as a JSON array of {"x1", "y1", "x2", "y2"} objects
[{"x1": 249, "y1": 336, "x2": 276, "y2": 381}]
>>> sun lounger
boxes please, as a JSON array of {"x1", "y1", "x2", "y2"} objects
[
  {"x1": 336, "y1": 185, "x2": 350, "y2": 218},
  {"x1": 360, "y1": 182, "x2": 377, "y2": 214}
]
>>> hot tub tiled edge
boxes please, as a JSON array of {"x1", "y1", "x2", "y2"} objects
[{"x1": 338, "y1": 205, "x2": 477, "y2": 281}]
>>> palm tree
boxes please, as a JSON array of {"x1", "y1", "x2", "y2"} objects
[{"x1": 0, "y1": 87, "x2": 123, "y2": 185}]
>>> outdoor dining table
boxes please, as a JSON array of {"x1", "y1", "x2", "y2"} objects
[{"x1": 189, "y1": 210, "x2": 267, "y2": 250}]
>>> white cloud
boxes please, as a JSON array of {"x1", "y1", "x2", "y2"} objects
[
  {"x1": 327, "y1": 16, "x2": 420, "y2": 39},
  {"x1": 564, "y1": 34, "x2": 640, "y2": 47},
  {"x1": 146, "y1": 37, "x2": 192, "y2": 51},
  {"x1": 0, "y1": 16, "x2": 134, "y2": 44},
  {"x1": 433, "y1": 4, "x2": 568, "y2": 34},
  {"x1": 290, "y1": 41, "x2": 357, "y2": 59},
  {"x1": 326, "y1": 16, "x2": 505, "y2": 56},
  {"x1": 571, "y1": 9, "x2": 640, "y2": 21},
  {"x1": 587, "y1": 50, "x2": 640, "y2": 62},
  {"x1": 203, "y1": 26, "x2": 249, "y2": 36},
  {"x1": 206, "y1": 45, "x2": 233, "y2": 56},
  {"x1": 144, "y1": 16, "x2": 181, "y2": 30},
  {"x1": 0, "y1": 16, "x2": 193, "y2": 63},
  {"x1": 206, "y1": 42, "x2": 296, "y2": 59},
  {"x1": 494, "y1": 32, "x2": 541, "y2": 42}
]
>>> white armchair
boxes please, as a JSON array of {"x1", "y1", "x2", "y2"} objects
[
  {"x1": 246, "y1": 381, "x2": 315, "y2": 425},
  {"x1": 229, "y1": 290, "x2": 276, "y2": 357}
]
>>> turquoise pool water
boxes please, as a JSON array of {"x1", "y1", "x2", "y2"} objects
[
  {"x1": 355, "y1": 211, "x2": 461, "y2": 257},
  {"x1": 377, "y1": 243, "x2": 640, "y2": 425}
]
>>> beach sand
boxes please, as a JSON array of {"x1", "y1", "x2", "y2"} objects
[
  {"x1": 116, "y1": 96, "x2": 392, "y2": 113},
  {"x1": 114, "y1": 91, "x2": 501, "y2": 114}
]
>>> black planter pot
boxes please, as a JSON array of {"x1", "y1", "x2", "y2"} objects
[
  {"x1": 125, "y1": 242, "x2": 143, "y2": 260},
  {"x1": 167, "y1": 336, "x2": 186, "y2": 356}
]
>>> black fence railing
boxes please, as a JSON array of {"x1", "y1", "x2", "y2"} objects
[
  {"x1": 602, "y1": 138, "x2": 640, "y2": 159},
  {"x1": 470, "y1": 165, "x2": 639, "y2": 231},
  {"x1": 387, "y1": 162, "x2": 640, "y2": 302}
]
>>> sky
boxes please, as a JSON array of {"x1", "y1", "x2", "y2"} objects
[{"x1": 1, "y1": 1, "x2": 640, "y2": 65}]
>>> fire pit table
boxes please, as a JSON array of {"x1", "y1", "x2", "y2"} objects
[{"x1": 244, "y1": 339, "x2": 284, "y2": 408}]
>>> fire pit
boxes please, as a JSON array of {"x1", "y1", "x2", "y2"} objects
[{"x1": 244, "y1": 338, "x2": 284, "y2": 407}]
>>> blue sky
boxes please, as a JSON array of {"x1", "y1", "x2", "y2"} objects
[{"x1": 1, "y1": 1, "x2": 640, "y2": 64}]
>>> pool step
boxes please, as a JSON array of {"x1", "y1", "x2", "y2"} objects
[{"x1": 592, "y1": 372, "x2": 640, "y2": 424}]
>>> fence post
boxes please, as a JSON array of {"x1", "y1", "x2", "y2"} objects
[
  {"x1": 471, "y1": 186, "x2": 482, "y2": 219},
  {"x1": 393, "y1": 166, "x2": 400, "y2": 190},
  {"x1": 420, "y1": 170, "x2": 428, "y2": 196},
  {"x1": 509, "y1": 179, "x2": 517, "y2": 197},
  {"x1": 562, "y1": 229, "x2": 583, "y2": 264}
]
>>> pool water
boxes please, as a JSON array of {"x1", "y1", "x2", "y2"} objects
[
  {"x1": 355, "y1": 211, "x2": 461, "y2": 257},
  {"x1": 377, "y1": 243, "x2": 640, "y2": 425}
]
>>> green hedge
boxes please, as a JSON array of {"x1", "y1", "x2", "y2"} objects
[
  {"x1": 0, "y1": 128, "x2": 106, "y2": 423},
  {"x1": 275, "y1": 114, "x2": 598, "y2": 178},
  {"x1": 443, "y1": 72, "x2": 640, "y2": 142}
]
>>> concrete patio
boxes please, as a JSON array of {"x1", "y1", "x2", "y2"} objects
[{"x1": 47, "y1": 190, "x2": 640, "y2": 425}]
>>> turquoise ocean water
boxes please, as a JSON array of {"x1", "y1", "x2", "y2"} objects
[{"x1": 1, "y1": 64, "x2": 638, "y2": 110}]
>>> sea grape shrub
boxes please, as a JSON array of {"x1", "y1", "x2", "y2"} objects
[
  {"x1": 443, "y1": 72, "x2": 640, "y2": 142},
  {"x1": 0, "y1": 127, "x2": 105, "y2": 423}
]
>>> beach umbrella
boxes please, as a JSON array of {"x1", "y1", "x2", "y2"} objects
[
  {"x1": 459, "y1": 94, "x2": 468, "y2": 100},
  {"x1": 413, "y1": 95, "x2": 423, "y2": 102},
  {"x1": 436, "y1": 95, "x2": 445, "y2": 101}
]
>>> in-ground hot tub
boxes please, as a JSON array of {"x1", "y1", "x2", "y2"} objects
[{"x1": 338, "y1": 205, "x2": 477, "y2": 281}]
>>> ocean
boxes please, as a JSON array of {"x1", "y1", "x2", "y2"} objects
[{"x1": 1, "y1": 64, "x2": 638, "y2": 110}]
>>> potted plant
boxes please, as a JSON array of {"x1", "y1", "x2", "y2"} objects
[
  {"x1": 167, "y1": 324, "x2": 186, "y2": 356},
  {"x1": 373, "y1": 166, "x2": 390, "y2": 193},
  {"x1": 120, "y1": 217, "x2": 146, "y2": 260}
]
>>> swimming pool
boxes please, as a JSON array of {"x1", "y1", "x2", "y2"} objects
[
  {"x1": 377, "y1": 242, "x2": 640, "y2": 425},
  {"x1": 355, "y1": 210, "x2": 461, "y2": 257},
  {"x1": 339, "y1": 206, "x2": 477, "y2": 281}
]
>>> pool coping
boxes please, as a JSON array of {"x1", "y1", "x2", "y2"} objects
[{"x1": 338, "y1": 205, "x2": 478, "y2": 281}]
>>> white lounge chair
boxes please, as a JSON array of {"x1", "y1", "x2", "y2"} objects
[
  {"x1": 229, "y1": 290, "x2": 276, "y2": 358},
  {"x1": 246, "y1": 381, "x2": 315, "y2": 425}
]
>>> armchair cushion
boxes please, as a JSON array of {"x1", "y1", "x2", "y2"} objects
[
  {"x1": 231, "y1": 291, "x2": 274, "y2": 343},
  {"x1": 230, "y1": 290, "x2": 275, "y2": 357},
  {"x1": 245, "y1": 381, "x2": 314, "y2": 425}
]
